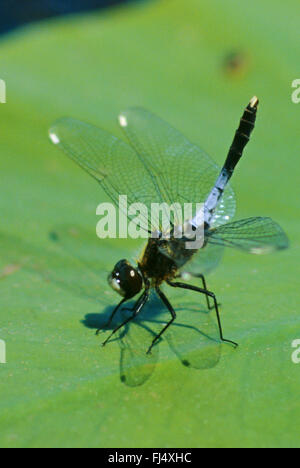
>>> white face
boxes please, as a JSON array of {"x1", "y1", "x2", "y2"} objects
[{"x1": 109, "y1": 276, "x2": 126, "y2": 297}]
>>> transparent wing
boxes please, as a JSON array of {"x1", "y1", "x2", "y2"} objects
[
  {"x1": 118, "y1": 320, "x2": 159, "y2": 387},
  {"x1": 119, "y1": 107, "x2": 236, "y2": 228},
  {"x1": 0, "y1": 228, "x2": 112, "y2": 303},
  {"x1": 0, "y1": 227, "x2": 158, "y2": 385},
  {"x1": 49, "y1": 224, "x2": 128, "y2": 278},
  {"x1": 183, "y1": 243, "x2": 225, "y2": 275},
  {"x1": 206, "y1": 217, "x2": 289, "y2": 253},
  {"x1": 157, "y1": 234, "x2": 224, "y2": 274},
  {"x1": 49, "y1": 118, "x2": 168, "y2": 232}
]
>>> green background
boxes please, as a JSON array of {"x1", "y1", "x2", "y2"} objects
[{"x1": 0, "y1": 0, "x2": 299, "y2": 448}]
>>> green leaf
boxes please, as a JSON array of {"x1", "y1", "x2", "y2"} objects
[{"x1": 0, "y1": 0, "x2": 298, "y2": 448}]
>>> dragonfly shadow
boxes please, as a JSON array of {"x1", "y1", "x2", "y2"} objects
[
  {"x1": 82, "y1": 291, "x2": 222, "y2": 387},
  {"x1": 47, "y1": 225, "x2": 224, "y2": 385},
  {"x1": 82, "y1": 292, "x2": 165, "y2": 331},
  {"x1": 82, "y1": 297, "x2": 160, "y2": 388},
  {"x1": 0, "y1": 226, "x2": 223, "y2": 388}
]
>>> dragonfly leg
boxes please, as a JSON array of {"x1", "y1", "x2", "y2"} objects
[
  {"x1": 147, "y1": 287, "x2": 176, "y2": 355},
  {"x1": 179, "y1": 272, "x2": 220, "y2": 310},
  {"x1": 96, "y1": 297, "x2": 128, "y2": 335},
  {"x1": 102, "y1": 287, "x2": 150, "y2": 348},
  {"x1": 167, "y1": 280, "x2": 238, "y2": 348},
  {"x1": 121, "y1": 296, "x2": 141, "y2": 313}
]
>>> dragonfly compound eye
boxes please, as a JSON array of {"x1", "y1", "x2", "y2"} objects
[{"x1": 108, "y1": 259, "x2": 143, "y2": 299}]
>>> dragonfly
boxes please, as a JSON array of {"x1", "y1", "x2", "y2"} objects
[{"x1": 49, "y1": 97, "x2": 289, "y2": 354}]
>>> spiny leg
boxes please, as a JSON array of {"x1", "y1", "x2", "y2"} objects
[
  {"x1": 167, "y1": 280, "x2": 238, "y2": 348},
  {"x1": 102, "y1": 287, "x2": 150, "y2": 347},
  {"x1": 147, "y1": 287, "x2": 176, "y2": 355},
  {"x1": 178, "y1": 272, "x2": 219, "y2": 310},
  {"x1": 96, "y1": 297, "x2": 127, "y2": 335}
]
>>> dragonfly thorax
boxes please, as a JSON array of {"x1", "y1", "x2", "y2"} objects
[{"x1": 139, "y1": 238, "x2": 180, "y2": 286}]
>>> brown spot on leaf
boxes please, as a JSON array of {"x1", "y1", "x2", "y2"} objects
[
  {"x1": 222, "y1": 51, "x2": 248, "y2": 77},
  {"x1": 0, "y1": 264, "x2": 22, "y2": 279}
]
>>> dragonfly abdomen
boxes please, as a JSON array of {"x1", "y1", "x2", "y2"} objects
[
  {"x1": 203, "y1": 97, "x2": 259, "y2": 226},
  {"x1": 225, "y1": 96, "x2": 258, "y2": 175}
]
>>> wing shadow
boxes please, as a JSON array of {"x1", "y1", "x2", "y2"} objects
[{"x1": 0, "y1": 226, "x2": 223, "y2": 388}]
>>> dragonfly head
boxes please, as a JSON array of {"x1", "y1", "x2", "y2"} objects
[{"x1": 108, "y1": 259, "x2": 143, "y2": 299}]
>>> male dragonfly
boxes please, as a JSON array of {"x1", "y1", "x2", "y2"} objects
[{"x1": 49, "y1": 97, "x2": 288, "y2": 354}]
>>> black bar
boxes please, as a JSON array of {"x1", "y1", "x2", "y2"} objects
[{"x1": 98, "y1": 449, "x2": 194, "y2": 465}]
